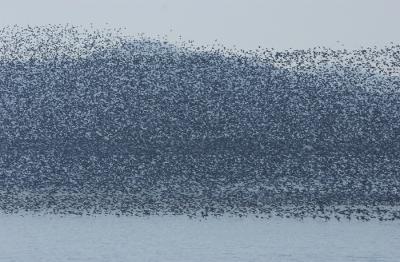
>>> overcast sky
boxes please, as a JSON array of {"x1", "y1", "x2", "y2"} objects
[{"x1": 0, "y1": 0, "x2": 399, "y2": 50}]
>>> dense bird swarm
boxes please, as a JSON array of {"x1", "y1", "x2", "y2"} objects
[{"x1": 0, "y1": 25, "x2": 399, "y2": 220}]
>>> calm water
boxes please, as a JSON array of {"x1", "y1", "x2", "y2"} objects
[{"x1": 0, "y1": 215, "x2": 399, "y2": 262}]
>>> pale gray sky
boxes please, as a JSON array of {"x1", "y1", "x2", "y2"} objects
[{"x1": 0, "y1": 0, "x2": 399, "y2": 50}]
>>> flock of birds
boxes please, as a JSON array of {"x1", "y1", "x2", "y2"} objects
[{"x1": 0, "y1": 25, "x2": 399, "y2": 220}]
